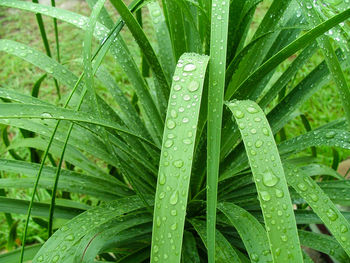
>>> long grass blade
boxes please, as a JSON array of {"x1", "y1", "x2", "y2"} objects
[
  {"x1": 218, "y1": 202, "x2": 272, "y2": 262},
  {"x1": 207, "y1": 1, "x2": 230, "y2": 261},
  {"x1": 151, "y1": 53, "x2": 209, "y2": 263},
  {"x1": 227, "y1": 100, "x2": 303, "y2": 262},
  {"x1": 190, "y1": 219, "x2": 241, "y2": 262},
  {"x1": 284, "y1": 162, "x2": 350, "y2": 256}
]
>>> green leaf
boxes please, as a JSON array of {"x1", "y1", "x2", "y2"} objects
[
  {"x1": 190, "y1": 219, "x2": 241, "y2": 263},
  {"x1": 206, "y1": 1, "x2": 230, "y2": 261},
  {"x1": 284, "y1": 162, "x2": 350, "y2": 256},
  {"x1": 110, "y1": 0, "x2": 170, "y2": 116},
  {"x1": 32, "y1": 196, "x2": 152, "y2": 262},
  {"x1": 227, "y1": 100, "x2": 303, "y2": 262},
  {"x1": 147, "y1": 0, "x2": 175, "y2": 83},
  {"x1": 217, "y1": 202, "x2": 272, "y2": 262},
  {"x1": 279, "y1": 129, "x2": 350, "y2": 157},
  {"x1": 299, "y1": 230, "x2": 350, "y2": 262},
  {"x1": 151, "y1": 53, "x2": 209, "y2": 263}
]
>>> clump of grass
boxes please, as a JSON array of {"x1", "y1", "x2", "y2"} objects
[{"x1": 0, "y1": 0, "x2": 349, "y2": 262}]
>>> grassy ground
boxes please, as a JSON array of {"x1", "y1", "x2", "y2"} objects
[{"x1": 0, "y1": 0, "x2": 349, "y2": 253}]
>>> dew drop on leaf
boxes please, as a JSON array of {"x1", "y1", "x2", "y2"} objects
[
  {"x1": 188, "y1": 80, "x2": 199, "y2": 92},
  {"x1": 326, "y1": 208, "x2": 338, "y2": 221},
  {"x1": 262, "y1": 170, "x2": 279, "y2": 187},
  {"x1": 159, "y1": 173, "x2": 166, "y2": 185},
  {"x1": 170, "y1": 191, "x2": 179, "y2": 205},
  {"x1": 260, "y1": 191, "x2": 271, "y2": 201},
  {"x1": 233, "y1": 110, "x2": 244, "y2": 119},
  {"x1": 167, "y1": 120, "x2": 176, "y2": 129},
  {"x1": 325, "y1": 131, "x2": 336, "y2": 139},
  {"x1": 183, "y1": 63, "x2": 196, "y2": 72}
]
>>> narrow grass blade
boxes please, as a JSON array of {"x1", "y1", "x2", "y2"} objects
[
  {"x1": 0, "y1": 197, "x2": 84, "y2": 219},
  {"x1": 0, "y1": 103, "x2": 154, "y2": 145},
  {"x1": 31, "y1": 0, "x2": 60, "y2": 99},
  {"x1": 190, "y1": 219, "x2": 241, "y2": 263},
  {"x1": 299, "y1": 230, "x2": 349, "y2": 262},
  {"x1": 298, "y1": 0, "x2": 350, "y2": 128},
  {"x1": 150, "y1": 53, "x2": 209, "y2": 263},
  {"x1": 32, "y1": 196, "x2": 152, "y2": 262},
  {"x1": 218, "y1": 202, "x2": 272, "y2": 262},
  {"x1": 278, "y1": 129, "x2": 350, "y2": 157},
  {"x1": 74, "y1": 216, "x2": 152, "y2": 262},
  {"x1": 227, "y1": 100, "x2": 303, "y2": 262},
  {"x1": 182, "y1": 231, "x2": 200, "y2": 263},
  {"x1": 284, "y1": 162, "x2": 350, "y2": 256},
  {"x1": 207, "y1": 1, "x2": 230, "y2": 261},
  {"x1": 147, "y1": 1, "x2": 175, "y2": 83},
  {"x1": 110, "y1": 0, "x2": 169, "y2": 114}
]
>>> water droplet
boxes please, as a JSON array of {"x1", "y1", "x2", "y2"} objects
[
  {"x1": 275, "y1": 189, "x2": 284, "y2": 198},
  {"x1": 171, "y1": 209, "x2": 177, "y2": 216},
  {"x1": 297, "y1": 183, "x2": 307, "y2": 192},
  {"x1": 41, "y1": 112, "x2": 53, "y2": 118},
  {"x1": 188, "y1": 80, "x2": 199, "y2": 92},
  {"x1": 183, "y1": 95, "x2": 191, "y2": 101},
  {"x1": 170, "y1": 191, "x2": 179, "y2": 205},
  {"x1": 281, "y1": 235, "x2": 288, "y2": 242},
  {"x1": 262, "y1": 128, "x2": 269, "y2": 136},
  {"x1": 159, "y1": 173, "x2": 166, "y2": 185},
  {"x1": 52, "y1": 255, "x2": 60, "y2": 262},
  {"x1": 171, "y1": 222, "x2": 178, "y2": 230},
  {"x1": 173, "y1": 160, "x2": 183, "y2": 168},
  {"x1": 325, "y1": 131, "x2": 336, "y2": 139},
  {"x1": 165, "y1": 139, "x2": 173, "y2": 148},
  {"x1": 184, "y1": 63, "x2": 196, "y2": 72},
  {"x1": 255, "y1": 140, "x2": 263, "y2": 148},
  {"x1": 183, "y1": 138, "x2": 192, "y2": 145},
  {"x1": 156, "y1": 216, "x2": 161, "y2": 226},
  {"x1": 326, "y1": 208, "x2": 338, "y2": 221},
  {"x1": 174, "y1": 84, "x2": 182, "y2": 91},
  {"x1": 65, "y1": 234, "x2": 74, "y2": 241},
  {"x1": 233, "y1": 110, "x2": 244, "y2": 119},
  {"x1": 159, "y1": 192, "x2": 166, "y2": 199},
  {"x1": 247, "y1": 106, "x2": 258, "y2": 113},
  {"x1": 275, "y1": 248, "x2": 281, "y2": 256},
  {"x1": 170, "y1": 109, "x2": 178, "y2": 118},
  {"x1": 262, "y1": 170, "x2": 279, "y2": 187},
  {"x1": 154, "y1": 245, "x2": 159, "y2": 253},
  {"x1": 167, "y1": 120, "x2": 176, "y2": 129},
  {"x1": 37, "y1": 256, "x2": 44, "y2": 262},
  {"x1": 260, "y1": 191, "x2": 271, "y2": 201},
  {"x1": 309, "y1": 193, "x2": 319, "y2": 202},
  {"x1": 340, "y1": 224, "x2": 348, "y2": 233},
  {"x1": 182, "y1": 117, "x2": 189, "y2": 123},
  {"x1": 250, "y1": 128, "x2": 257, "y2": 134},
  {"x1": 251, "y1": 253, "x2": 259, "y2": 262},
  {"x1": 173, "y1": 76, "x2": 180, "y2": 81}
]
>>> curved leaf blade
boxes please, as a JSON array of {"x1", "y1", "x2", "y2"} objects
[{"x1": 227, "y1": 100, "x2": 303, "y2": 262}]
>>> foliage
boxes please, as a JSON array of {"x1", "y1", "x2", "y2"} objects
[{"x1": 0, "y1": 0, "x2": 350, "y2": 262}]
